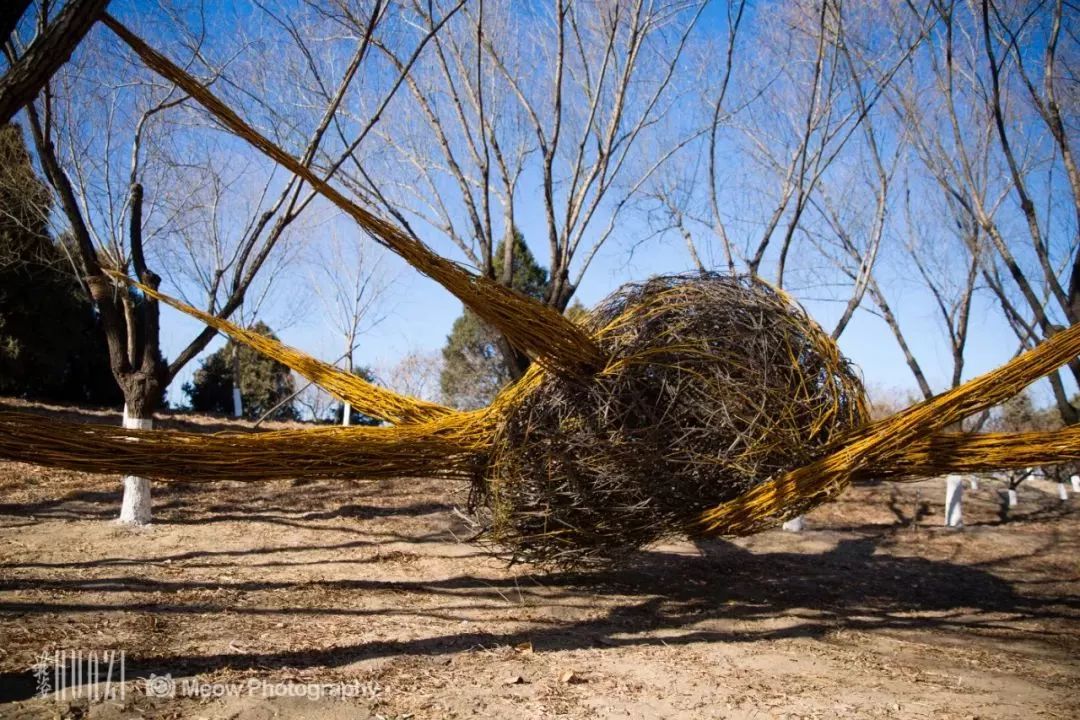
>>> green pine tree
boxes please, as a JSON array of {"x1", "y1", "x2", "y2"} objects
[
  {"x1": 440, "y1": 231, "x2": 550, "y2": 410},
  {"x1": 182, "y1": 321, "x2": 297, "y2": 420}
]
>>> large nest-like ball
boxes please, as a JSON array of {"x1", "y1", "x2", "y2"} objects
[{"x1": 480, "y1": 273, "x2": 868, "y2": 565}]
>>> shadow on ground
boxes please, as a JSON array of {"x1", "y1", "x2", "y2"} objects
[
  {"x1": 1, "y1": 406, "x2": 1076, "y2": 706},
  {"x1": 0, "y1": 527, "x2": 1074, "y2": 702}
]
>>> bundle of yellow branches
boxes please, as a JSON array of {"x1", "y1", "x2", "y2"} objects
[{"x1": 1, "y1": 16, "x2": 1079, "y2": 566}]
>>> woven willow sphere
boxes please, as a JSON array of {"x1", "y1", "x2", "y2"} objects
[{"x1": 480, "y1": 273, "x2": 868, "y2": 565}]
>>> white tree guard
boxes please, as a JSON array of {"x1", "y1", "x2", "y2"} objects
[
  {"x1": 118, "y1": 409, "x2": 153, "y2": 525},
  {"x1": 232, "y1": 387, "x2": 243, "y2": 418},
  {"x1": 945, "y1": 475, "x2": 963, "y2": 527}
]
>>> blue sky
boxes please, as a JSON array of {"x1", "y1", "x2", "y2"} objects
[
  {"x1": 160, "y1": 196, "x2": 1026, "y2": 410},
  {"x1": 13, "y1": 0, "x2": 1064, "y2": 412},
  {"x1": 145, "y1": 0, "x2": 1053, "y2": 412}
]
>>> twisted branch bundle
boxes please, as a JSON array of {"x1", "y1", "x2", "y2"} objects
[
  {"x1": 1, "y1": 18, "x2": 1078, "y2": 568},
  {"x1": 3, "y1": 271, "x2": 1080, "y2": 566},
  {"x1": 482, "y1": 274, "x2": 866, "y2": 563}
]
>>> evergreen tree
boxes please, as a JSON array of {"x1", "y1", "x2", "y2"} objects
[
  {"x1": 183, "y1": 322, "x2": 297, "y2": 420},
  {"x1": 0, "y1": 123, "x2": 119, "y2": 404},
  {"x1": 440, "y1": 232, "x2": 549, "y2": 409},
  {"x1": 565, "y1": 298, "x2": 588, "y2": 324}
]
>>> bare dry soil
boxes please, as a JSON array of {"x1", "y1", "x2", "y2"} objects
[{"x1": 0, "y1": 401, "x2": 1077, "y2": 719}]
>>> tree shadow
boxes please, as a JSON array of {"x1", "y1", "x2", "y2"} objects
[
  {"x1": 0, "y1": 476, "x2": 463, "y2": 536},
  {"x1": 0, "y1": 397, "x2": 298, "y2": 435},
  {"x1": 1, "y1": 532, "x2": 1074, "y2": 702},
  {"x1": 0, "y1": 490, "x2": 121, "y2": 520}
]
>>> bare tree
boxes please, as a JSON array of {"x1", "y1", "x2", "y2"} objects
[
  {"x1": 816, "y1": 172, "x2": 983, "y2": 409},
  {"x1": 378, "y1": 349, "x2": 444, "y2": 405},
  {"x1": 309, "y1": 229, "x2": 392, "y2": 425},
  {"x1": 154, "y1": 151, "x2": 306, "y2": 417},
  {"x1": 8, "y1": 0, "x2": 453, "y2": 522},
  {"x1": 326, "y1": 0, "x2": 708, "y2": 377},
  {"x1": 894, "y1": 0, "x2": 1079, "y2": 424},
  {"x1": 653, "y1": 0, "x2": 930, "y2": 296}
]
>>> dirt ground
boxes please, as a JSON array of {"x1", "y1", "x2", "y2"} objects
[{"x1": 0, "y1": 402, "x2": 1078, "y2": 719}]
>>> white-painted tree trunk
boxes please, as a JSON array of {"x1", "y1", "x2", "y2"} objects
[
  {"x1": 1059, "y1": 483, "x2": 1070, "y2": 501},
  {"x1": 342, "y1": 350, "x2": 354, "y2": 427},
  {"x1": 231, "y1": 346, "x2": 243, "y2": 418},
  {"x1": 945, "y1": 474, "x2": 963, "y2": 528},
  {"x1": 118, "y1": 405, "x2": 153, "y2": 525},
  {"x1": 1007, "y1": 488, "x2": 1019, "y2": 507},
  {"x1": 781, "y1": 516, "x2": 805, "y2": 532},
  {"x1": 1072, "y1": 475, "x2": 1080, "y2": 493}
]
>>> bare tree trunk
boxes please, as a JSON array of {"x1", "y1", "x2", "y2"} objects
[
  {"x1": 231, "y1": 344, "x2": 243, "y2": 418},
  {"x1": 118, "y1": 401, "x2": 153, "y2": 525},
  {"x1": 116, "y1": 367, "x2": 162, "y2": 524},
  {"x1": 342, "y1": 350, "x2": 353, "y2": 427}
]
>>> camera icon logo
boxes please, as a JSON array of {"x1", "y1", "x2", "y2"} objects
[{"x1": 144, "y1": 673, "x2": 175, "y2": 698}]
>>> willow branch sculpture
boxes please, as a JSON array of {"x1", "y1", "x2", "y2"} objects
[{"x1": 1, "y1": 16, "x2": 1078, "y2": 566}]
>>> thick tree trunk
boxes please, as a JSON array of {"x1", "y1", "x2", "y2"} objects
[
  {"x1": 118, "y1": 403, "x2": 153, "y2": 524},
  {"x1": 116, "y1": 376, "x2": 160, "y2": 525},
  {"x1": 498, "y1": 335, "x2": 531, "y2": 381}
]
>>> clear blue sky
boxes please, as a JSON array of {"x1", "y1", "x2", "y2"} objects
[
  {"x1": 74, "y1": 0, "x2": 1064, "y2": 411},
  {"x1": 160, "y1": 197, "x2": 1027, "y2": 410}
]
